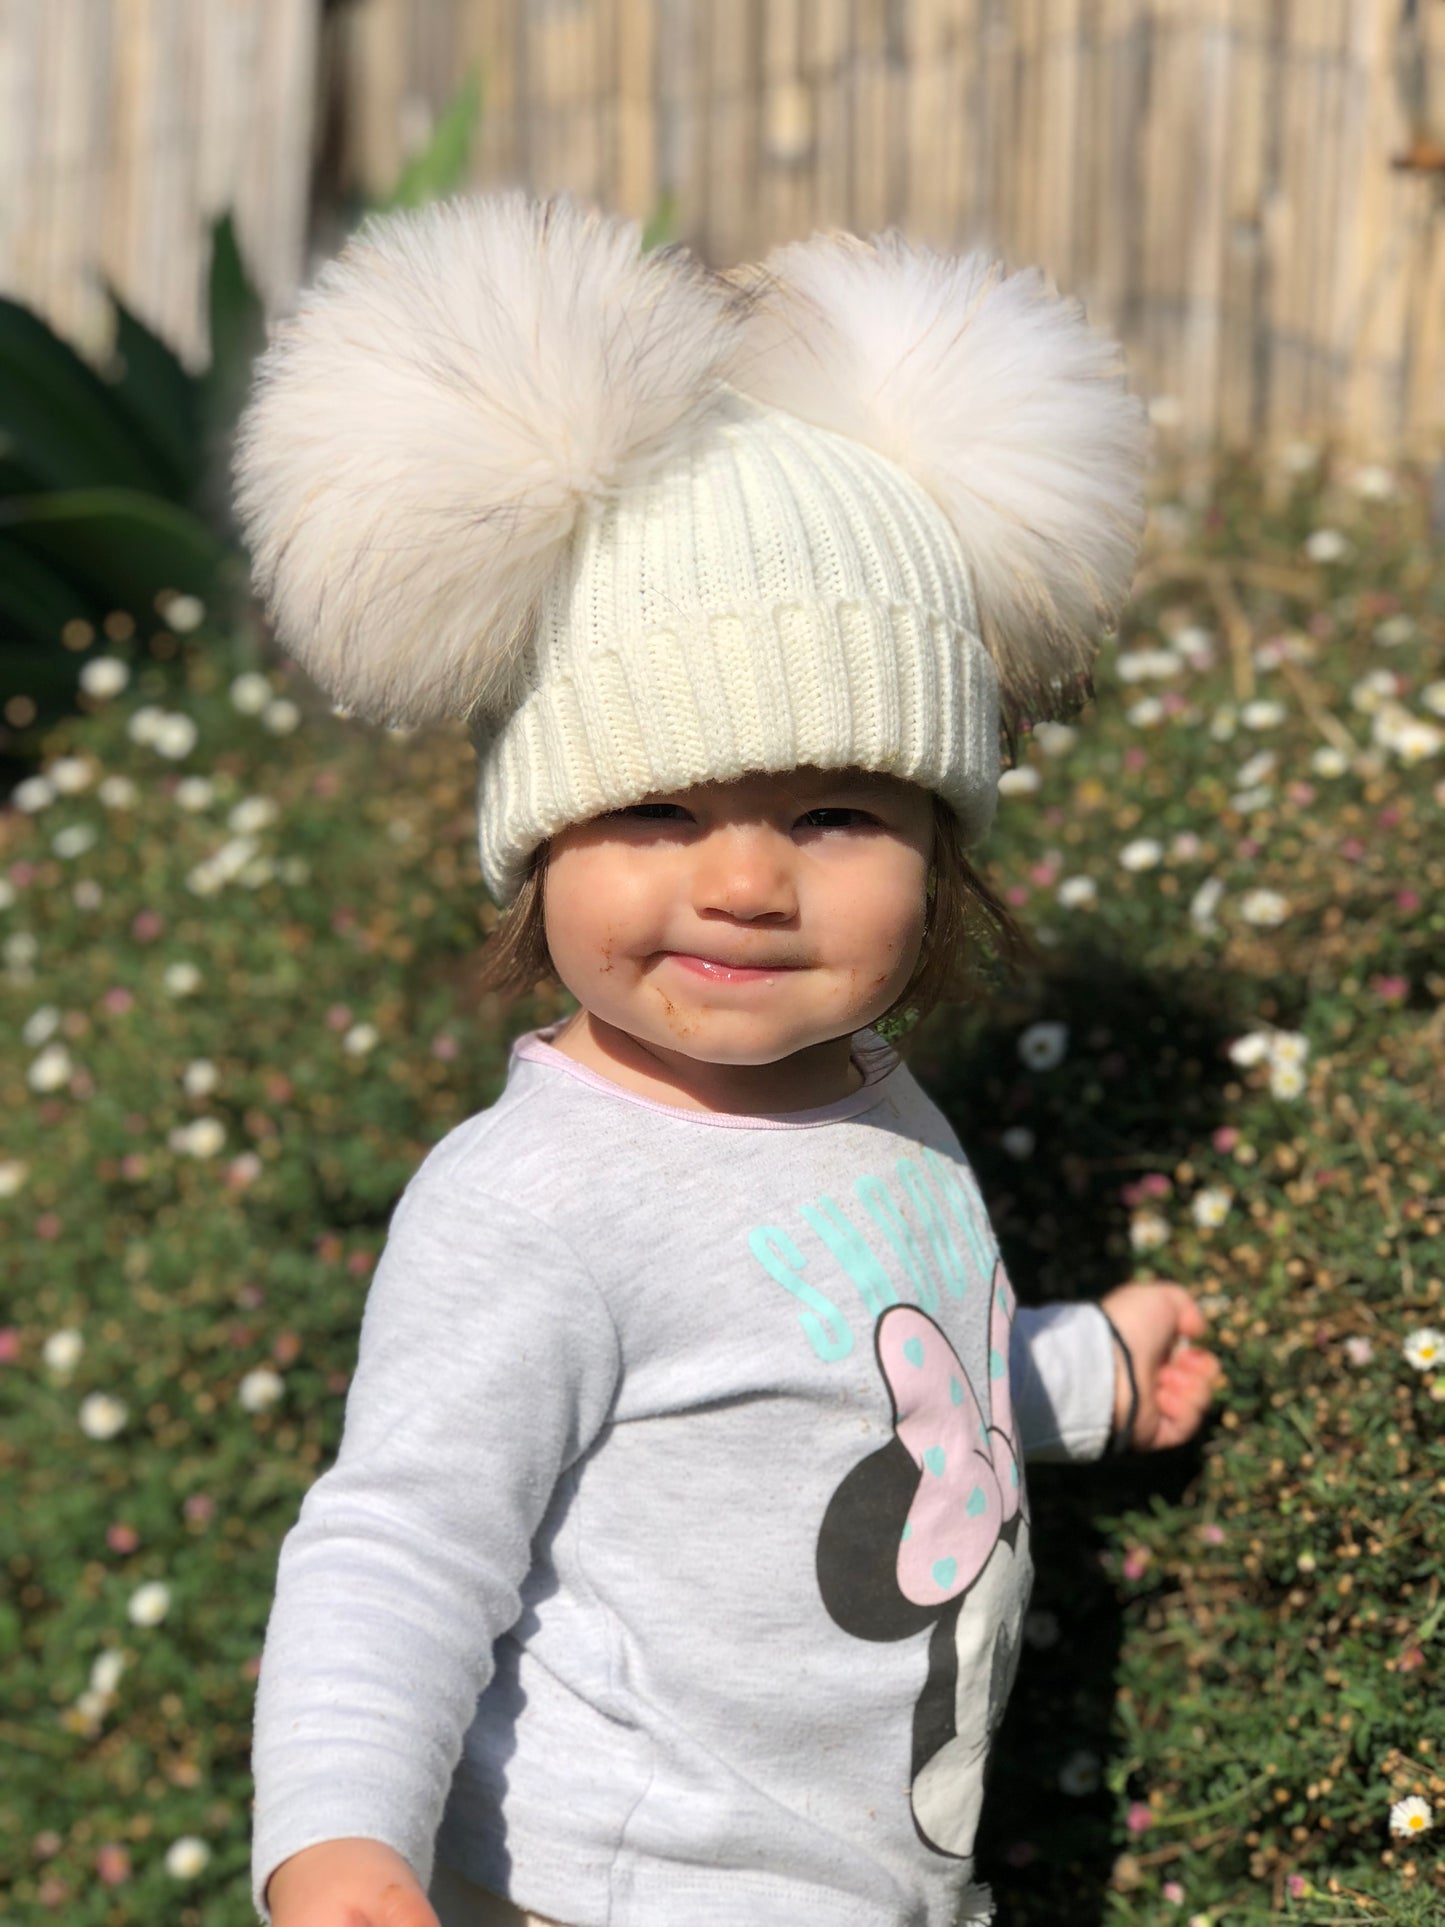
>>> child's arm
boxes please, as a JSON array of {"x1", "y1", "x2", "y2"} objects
[
  {"x1": 266, "y1": 1839, "x2": 439, "y2": 1927},
  {"x1": 1099, "y1": 1279, "x2": 1222, "y2": 1451}
]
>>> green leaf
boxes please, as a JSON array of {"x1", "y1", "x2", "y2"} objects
[
  {"x1": 107, "y1": 292, "x2": 202, "y2": 501},
  {"x1": 0, "y1": 487, "x2": 234, "y2": 620},
  {"x1": 0, "y1": 296, "x2": 173, "y2": 494},
  {"x1": 0, "y1": 533, "x2": 98, "y2": 647},
  {"x1": 201, "y1": 213, "x2": 267, "y2": 457},
  {"x1": 641, "y1": 193, "x2": 679, "y2": 253},
  {"x1": 377, "y1": 70, "x2": 483, "y2": 212}
]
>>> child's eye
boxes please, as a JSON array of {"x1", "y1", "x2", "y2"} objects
[
  {"x1": 798, "y1": 807, "x2": 876, "y2": 830},
  {"x1": 610, "y1": 802, "x2": 691, "y2": 822}
]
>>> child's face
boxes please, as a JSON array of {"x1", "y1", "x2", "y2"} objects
[{"x1": 543, "y1": 768, "x2": 933, "y2": 1097}]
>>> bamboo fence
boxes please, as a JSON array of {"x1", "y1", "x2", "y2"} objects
[
  {"x1": 2, "y1": 0, "x2": 1443, "y2": 456},
  {"x1": 0, "y1": 0, "x2": 318, "y2": 367}
]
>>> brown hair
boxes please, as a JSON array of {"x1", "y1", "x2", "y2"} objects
[{"x1": 472, "y1": 792, "x2": 1034, "y2": 1022}]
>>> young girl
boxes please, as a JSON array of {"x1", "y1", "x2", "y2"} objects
[{"x1": 235, "y1": 191, "x2": 1220, "y2": 1927}]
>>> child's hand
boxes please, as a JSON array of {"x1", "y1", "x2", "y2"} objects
[
  {"x1": 1099, "y1": 1281, "x2": 1223, "y2": 1452},
  {"x1": 266, "y1": 1837, "x2": 440, "y2": 1927}
]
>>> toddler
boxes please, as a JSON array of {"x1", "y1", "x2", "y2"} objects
[{"x1": 235, "y1": 191, "x2": 1220, "y2": 1927}]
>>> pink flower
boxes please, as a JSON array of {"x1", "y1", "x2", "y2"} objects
[
  {"x1": 1211, "y1": 1126, "x2": 1239, "y2": 1153},
  {"x1": 1287, "y1": 1874, "x2": 1308, "y2": 1897},
  {"x1": 1122, "y1": 1546, "x2": 1152, "y2": 1581},
  {"x1": 1123, "y1": 747, "x2": 1148, "y2": 772},
  {"x1": 1005, "y1": 884, "x2": 1030, "y2": 907},
  {"x1": 106, "y1": 1522, "x2": 140, "y2": 1554},
  {"x1": 347, "y1": 1249, "x2": 374, "y2": 1277},
  {"x1": 130, "y1": 910, "x2": 164, "y2": 942},
  {"x1": 431, "y1": 1033, "x2": 460, "y2": 1061},
  {"x1": 1126, "y1": 1801, "x2": 1153, "y2": 1834},
  {"x1": 35, "y1": 1214, "x2": 62, "y2": 1242},
  {"x1": 1198, "y1": 1523, "x2": 1226, "y2": 1546},
  {"x1": 1028, "y1": 860, "x2": 1060, "y2": 888},
  {"x1": 183, "y1": 1493, "x2": 215, "y2": 1524},
  {"x1": 325, "y1": 1003, "x2": 353, "y2": 1030},
  {"x1": 1371, "y1": 974, "x2": 1408, "y2": 1004},
  {"x1": 95, "y1": 1844, "x2": 131, "y2": 1886},
  {"x1": 242, "y1": 1653, "x2": 263, "y2": 1680},
  {"x1": 1163, "y1": 1881, "x2": 1185, "y2": 1905},
  {"x1": 1235, "y1": 837, "x2": 1259, "y2": 859},
  {"x1": 0, "y1": 1328, "x2": 20, "y2": 1364},
  {"x1": 1339, "y1": 837, "x2": 1366, "y2": 861},
  {"x1": 1344, "y1": 1336, "x2": 1374, "y2": 1367},
  {"x1": 1397, "y1": 888, "x2": 1421, "y2": 912},
  {"x1": 102, "y1": 986, "x2": 134, "y2": 1014},
  {"x1": 312, "y1": 769, "x2": 342, "y2": 797},
  {"x1": 120, "y1": 1153, "x2": 149, "y2": 1180},
  {"x1": 9, "y1": 861, "x2": 36, "y2": 887},
  {"x1": 1287, "y1": 781, "x2": 1315, "y2": 806}
]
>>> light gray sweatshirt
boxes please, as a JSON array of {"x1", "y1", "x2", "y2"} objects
[{"x1": 251, "y1": 1028, "x2": 1115, "y2": 1926}]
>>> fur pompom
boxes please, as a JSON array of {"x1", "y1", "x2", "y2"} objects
[
  {"x1": 234, "y1": 192, "x2": 748, "y2": 728},
  {"x1": 729, "y1": 231, "x2": 1150, "y2": 728}
]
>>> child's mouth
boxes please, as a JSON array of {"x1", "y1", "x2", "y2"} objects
[{"x1": 665, "y1": 953, "x2": 801, "y2": 984}]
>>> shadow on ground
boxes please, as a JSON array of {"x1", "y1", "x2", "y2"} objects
[{"x1": 910, "y1": 944, "x2": 1244, "y2": 1925}]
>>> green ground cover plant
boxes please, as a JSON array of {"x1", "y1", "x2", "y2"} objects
[{"x1": 1, "y1": 448, "x2": 1441, "y2": 1924}]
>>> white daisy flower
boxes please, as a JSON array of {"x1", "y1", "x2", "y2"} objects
[
  {"x1": 1343, "y1": 1336, "x2": 1374, "y2": 1367},
  {"x1": 1116, "y1": 647, "x2": 1183, "y2": 682},
  {"x1": 263, "y1": 698, "x2": 301, "y2": 735},
  {"x1": 1404, "y1": 1329, "x2": 1445, "y2": 1372},
  {"x1": 239, "y1": 855, "x2": 277, "y2": 889},
  {"x1": 1017, "y1": 1022, "x2": 1069, "y2": 1071},
  {"x1": 1172, "y1": 625, "x2": 1216, "y2": 668},
  {"x1": 174, "y1": 776, "x2": 215, "y2": 813},
  {"x1": 1268, "y1": 1031, "x2": 1310, "y2": 1066},
  {"x1": 1228, "y1": 1032, "x2": 1272, "y2": 1066},
  {"x1": 1304, "y1": 528, "x2": 1350, "y2": 563},
  {"x1": 163, "y1": 961, "x2": 203, "y2": 997},
  {"x1": 52, "y1": 824, "x2": 97, "y2": 860},
  {"x1": 79, "y1": 1392, "x2": 128, "y2": 1440},
  {"x1": 161, "y1": 593, "x2": 205, "y2": 633},
  {"x1": 43, "y1": 1329, "x2": 84, "y2": 1373},
  {"x1": 1240, "y1": 699, "x2": 1286, "y2": 731},
  {"x1": 27, "y1": 1042, "x2": 73, "y2": 1092},
  {"x1": 78, "y1": 656, "x2": 131, "y2": 699},
  {"x1": 126, "y1": 705, "x2": 167, "y2": 745},
  {"x1": 1373, "y1": 614, "x2": 1415, "y2": 648},
  {"x1": 153, "y1": 713, "x2": 199, "y2": 760},
  {"x1": 48, "y1": 755, "x2": 94, "y2": 794},
  {"x1": 1129, "y1": 1210, "x2": 1170, "y2": 1254},
  {"x1": 1268, "y1": 1060, "x2": 1307, "y2": 1101},
  {"x1": 22, "y1": 1005, "x2": 61, "y2": 1047},
  {"x1": 1239, "y1": 889, "x2": 1288, "y2": 928},
  {"x1": 1389, "y1": 1795, "x2": 1433, "y2": 1837},
  {"x1": 1189, "y1": 877, "x2": 1225, "y2": 930},
  {"x1": 1032, "y1": 722, "x2": 1077, "y2": 757},
  {"x1": 1351, "y1": 670, "x2": 1398, "y2": 714},
  {"x1": 4, "y1": 931, "x2": 39, "y2": 975},
  {"x1": 1229, "y1": 786, "x2": 1274, "y2": 815},
  {"x1": 1057, "y1": 875, "x2": 1097, "y2": 908},
  {"x1": 165, "y1": 1836, "x2": 211, "y2": 1879},
  {"x1": 1119, "y1": 838, "x2": 1163, "y2": 872},
  {"x1": 89, "y1": 1649, "x2": 126, "y2": 1696},
  {"x1": 0, "y1": 1157, "x2": 30, "y2": 1197},
  {"x1": 1390, "y1": 718, "x2": 1443, "y2": 765},
  {"x1": 1126, "y1": 696, "x2": 1165, "y2": 728},
  {"x1": 1350, "y1": 463, "x2": 1396, "y2": 501},
  {"x1": 228, "y1": 795, "x2": 279, "y2": 834},
  {"x1": 1191, "y1": 1187, "x2": 1233, "y2": 1228},
  {"x1": 997, "y1": 766, "x2": 1041, "y2": 796},
  {"x1": 182, "y1": 1059, "x2": 219, "y2": 1097},
  {"x1": 1310, "y1": 745, "x2": 1350, "y2": 778},
  {"x1": 1001, "y1": 1127, "x2": 1036, "y2": 1160},
  {"x1": 1236, "y1": 751, "x2": 1277, "y2": 788},
  {"x1": 1422, "y1": 681, "x2": 1445, "y2": 719},
  {"x1": 126, "y1": 1580, "x2": 172, "y2": 1627},
  {"x1": 343, "y1": 1023, "x2": 380, "y2": 1057},
  {"x1": 1208, "y1": 706, "x2": 1237, "y2": 742},
  {"x1": 98, "y1": 774, "x2": 138, "y2": 809},
  {"x1": 238, "y1": 1367, "x2": 285, "y2": 1413},
  {"x1": 169, "y1": 1118, "x2": 226, "y2": 1159},
  {"x1": 73, "y1": 879, "x2": 103, "y2": 911},
  {"x1": 230, "y1": 671, "x2": 273, "y2": 715},
  {"x1": 11, "y1": 774, "x2": 56, "y2": 813}
]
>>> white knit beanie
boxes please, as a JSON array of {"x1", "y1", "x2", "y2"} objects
[{"x1": 235, "y1": 191, "x2": 1148, "y2": 903}]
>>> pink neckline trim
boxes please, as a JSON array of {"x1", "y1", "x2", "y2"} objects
[{"x1": 512, "y1": 1027, "x2": 900, "y2": 1129}]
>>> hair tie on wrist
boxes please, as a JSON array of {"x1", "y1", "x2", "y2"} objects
[{"x1": 1099, "y1": 1309, "x2": 1139, "y2": 1459}]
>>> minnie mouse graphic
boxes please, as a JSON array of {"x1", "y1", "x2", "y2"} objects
[{"x1": 816, "y1": 1261, "x2": 1032, "y2": 1859}]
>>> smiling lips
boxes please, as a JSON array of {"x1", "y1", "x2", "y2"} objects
[{"x1": 664, "y1": 952, "x2": 803, "y2": 983}]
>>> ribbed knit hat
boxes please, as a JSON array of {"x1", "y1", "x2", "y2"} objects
[{"x1": 235, "y1": 191, "x2": 1148, "y2": 903}]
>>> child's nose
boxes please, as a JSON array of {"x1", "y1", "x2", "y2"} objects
[{"x1": 692, "y1": 826, "x2": 799, "y2": 922}]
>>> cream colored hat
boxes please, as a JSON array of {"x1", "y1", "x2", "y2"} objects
[{"x1": 235, "y1": 191, "x2": 1148, "y2": 902}]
